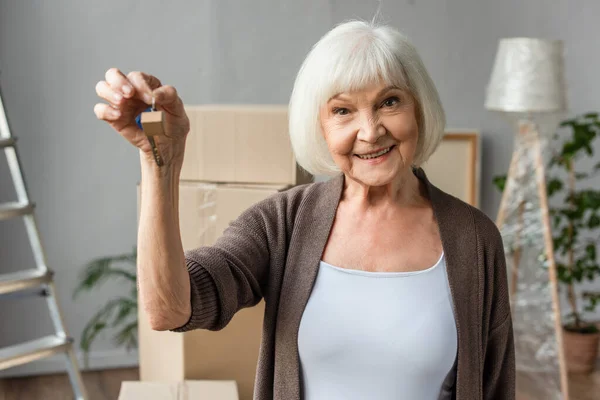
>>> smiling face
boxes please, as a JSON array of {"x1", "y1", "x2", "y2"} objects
[{"x1": 319, "y1": 82, "x2": 419, "y2": 187}]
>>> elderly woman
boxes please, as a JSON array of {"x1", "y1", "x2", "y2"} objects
[{"x1": 95, "y1": 20, "x2": 514, "y2": 400}]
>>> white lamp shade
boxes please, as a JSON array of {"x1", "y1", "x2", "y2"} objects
[{"x1": 485, "y1": 38, "x2": 567, "y2": 113}]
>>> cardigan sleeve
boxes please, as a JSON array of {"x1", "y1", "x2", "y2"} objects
[
  {"x1": 483, "y1": 314, "x2": 515, "y2": 399},
  {"x1": 170, "y1": 195, "x2": 283, "y2": 333},
  {"x1": 483, "y1": 228, "x2": 516, "y2": 399}
]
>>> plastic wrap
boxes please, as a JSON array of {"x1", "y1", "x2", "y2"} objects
[{"x1": 497, "y1": 115, "x2": 567, "y2": 399}]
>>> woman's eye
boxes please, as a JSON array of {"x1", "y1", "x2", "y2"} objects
[
  {"x1": 332, "y1": 107, "x2": 350, "y2": 116},
  {"x1": 382, "y1": 97, "x2": 400, "y2": 107}
]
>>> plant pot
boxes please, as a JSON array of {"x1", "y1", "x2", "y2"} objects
[{"x1": 562, "y1": 327, "x2": 600, "y2": 373}]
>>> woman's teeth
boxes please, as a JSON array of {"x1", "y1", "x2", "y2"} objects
[{"x1": 357, "y1": 146, "x2": 393, "y2": 160}]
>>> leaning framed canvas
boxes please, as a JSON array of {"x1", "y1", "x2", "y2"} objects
[{"x1": 422, "y1": 131, "x2": 481, "y2": 207}]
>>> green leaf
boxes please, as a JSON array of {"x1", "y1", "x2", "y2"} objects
[
  {"x1": 583, "y1": 291, "x2": 600, "y2": 299},
  {"x1": 575, "y1": 172, "x2": 589, "y2": 180},
  {"x1": 579, "y1": 191, "x2": 600, "y2": 210},
  {"x1": 584, "y1": 112, "x2": 599, "y2": 119},
  {"x1": 493, "y1": 175, "x2": 507, "y2": 192},
  {"x1": 111, "y1": 298, "x2": 137, "y2": 328},
  {"x1": 585, "y1": 144, "x2": 594, "y2": 156},
  {"x1": 583, "y1": 291, "x2": 600, "y2": 314},
  {"x1": 560, "y1": 119, "x2": 575, "y2": 127},
  {"x1": 587, "y1": 268, "x2": 597, "y2": 281},
  {"x1": 556, "y1": 263, "x2": 571, "y2": 283},
  {"x1": 594, "y1": 161, "x2": 600, "y2": 170},
  {"x1": 588, "y1": 214, "x2": 600, "y2": 229},
  {"x1": 549, "y1": 155, "x2": 561, "y2": 167},
  {"x1": 80, "y1": 321, "x2": 107, "y2": 353},
  {"x1": 79, "y1": 298, "x2": 128, "y2": 355},
  {"x1": 547, "y1": 179, "x2": 563, "y2": 196},
  {"x1": 73, "y1": 250, "x2": 137, "y2": 299},
  {"x1": 573, "y1": 260, "x2": 585, "y2": 282},
  {"x1": 558, "y1": 116, "x2": 599, "y2": 160},
  {"x1": 113, "y1": 321, "x2": 138, "y2": 351},
  {"x1": 560, "y1": 206, "x2": 584, "y2": 221},
  {"x1": 552, "y1": 214, "x2": 562, "y2": 230},
  {"x1": 562, "y1": 142, "x2": 578, "y2": 159}
]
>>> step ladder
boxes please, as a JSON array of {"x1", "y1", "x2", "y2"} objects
[{"x1": 0, "y1": 86, "x2": 88, "y2": 399}]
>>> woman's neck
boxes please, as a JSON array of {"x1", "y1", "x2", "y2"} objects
[{"x1": 341, "y1": 168, "x2": 428, "y2": 211}]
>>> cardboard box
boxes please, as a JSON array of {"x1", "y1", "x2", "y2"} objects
[
  {"x1": 137, "y1": 182, "x2": 288, "y2": 400},
  {"x1": 181, "y1": 105, "x2": 312, "y2": 186},
  {"x1": 177, "y1": 181, "x2": 290, "y2": 248},
  {"x1": 118, "y1": 380, "x2": 238, "y2": 400}
]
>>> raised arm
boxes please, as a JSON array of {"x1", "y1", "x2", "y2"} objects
[
  {"x1": 95, "y1": 68, "x2": 193, "y2": 331},
  {"x1": 95, "y1": 68, "x2": 287, "y2": 333},
  {"x1": 137, "y1": 157, "x2": 192, "y2": 331}
]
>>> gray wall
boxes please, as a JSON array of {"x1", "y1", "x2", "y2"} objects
[{"x1": 1, "y1": 0, "x2": 599, "y2": 375}]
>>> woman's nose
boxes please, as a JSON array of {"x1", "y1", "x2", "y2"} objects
[{"x1": 357, "y1": 116, "x2": 386, "y2": 142}]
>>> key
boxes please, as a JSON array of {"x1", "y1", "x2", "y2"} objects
[{"x1": 136, "y1": 96, "x2": 165, "y2": 166}]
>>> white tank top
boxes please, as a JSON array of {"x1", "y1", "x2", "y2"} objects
[{"x1": 298, "y1": 253, "x2": 457, "y2": 400}]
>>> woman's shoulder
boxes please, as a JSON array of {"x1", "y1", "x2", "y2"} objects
[
  {"x1": 241, "y1": 178, "x2": 337, "y2": 226},
  {"x1": 427, "y1": 182, "x2": 503, "y2": 250},
  {"x1": 431, "y1": 188, "x2": 506, "y2": 291},
  {"x1": 417, "y1": 167, "x2": 500, "y2": 246},
  {"x1": 259, "y1": 179, "x2": 328, "y2": 207},
  {"x1": 456, "y1": 196, "x2": 502, "y2": 247}
]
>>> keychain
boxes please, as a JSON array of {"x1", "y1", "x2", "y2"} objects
[{"x1": 136, "y1": 96, "x2": 165, "y2": 167}]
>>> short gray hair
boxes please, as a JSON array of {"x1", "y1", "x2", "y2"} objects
[{"x1": 288, "y1": 20, "x2": 446, "y2": 176}]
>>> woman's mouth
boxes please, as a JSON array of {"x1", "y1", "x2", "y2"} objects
[{"x1": 355, "y1": 145, "x2": 395, "y2": 160}]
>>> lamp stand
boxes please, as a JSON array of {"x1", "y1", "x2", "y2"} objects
[{"x1": 496, "y1": 119, "x2": 570, "y2": 400}]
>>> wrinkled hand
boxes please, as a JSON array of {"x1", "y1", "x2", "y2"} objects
[{"x1": 94, "y1": 68, "x2": 190, "y2": 166}]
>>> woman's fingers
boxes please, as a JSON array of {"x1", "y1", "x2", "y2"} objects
[
  {"x1": 100, "y1": 69, "x2": 178, "y2": 113},
  {"x1": 94, "y1": 103, "x2": 121, "y2": 121},
  {"x1": 153, "y1": 85, "x2": 178, "y2": 104},
  {"x1": 127, "y1": 71, "x2": 162, "y2": 105},
  {"x1": 95, "y1": 80, "x2": 124, "y2": 108},
  {"x1": 105, "y1": 68, "x2": 135, "y2": 99},
  {"x1": 152, "y1": 85, "x2": 185, "y2": 116},
  {"x1": 94, "y1": 68, "x2": 189, "y2": 165}
]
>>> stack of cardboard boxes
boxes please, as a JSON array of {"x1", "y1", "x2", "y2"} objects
[{"x1": 132, "y1": 105, "x2": 311, "y2": 400}]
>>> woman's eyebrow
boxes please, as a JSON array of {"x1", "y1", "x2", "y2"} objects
[
  {"x1": 377, "y1": 85, "x2": 401, "y2": 95},
  {"x1": 328, "y1": 92, "x2": 350, "y2": 102}
]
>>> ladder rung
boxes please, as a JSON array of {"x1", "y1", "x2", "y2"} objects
[
  {"x1": 0, "y1": 202, "x2": 34, "y2": 220},
  {"x1": 0, "y1": 137, "x2": 16, "y2": 148},
  {"x1": 0, "y1": 335, "x2": 73, "y2": 371},
  {"x1": 0, "y1": 269, "x2": 52, "y2": 295}
]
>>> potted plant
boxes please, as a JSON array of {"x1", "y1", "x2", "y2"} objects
[
  {"x1": 493, "y1": 112, "x2": 600, "y2": 373},
  {"x1": 72, "y1": 246, "x2": 138, "y2": 368}
]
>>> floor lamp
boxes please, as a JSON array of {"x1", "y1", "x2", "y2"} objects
[{"x1": 486, "y1": 38, "x2": 570, "y2": 399}]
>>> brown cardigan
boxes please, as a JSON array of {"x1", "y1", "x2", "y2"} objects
[{"x1": 172, "y1": 168, "x2": 516, "y2": 400}]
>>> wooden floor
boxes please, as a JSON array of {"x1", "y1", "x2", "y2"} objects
[
  {"x1": 0, "y1": 368, "x2": 138, "y2": 400},
  {"x1": 0, "y1": 364, "x2": 599, "y2": 399},
  {"x1": 566, "y1": 365, "x2": 600, "y2": 400},
  {"x1": 516, "y1": 361, "x2": 600, "y2": 400}
]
